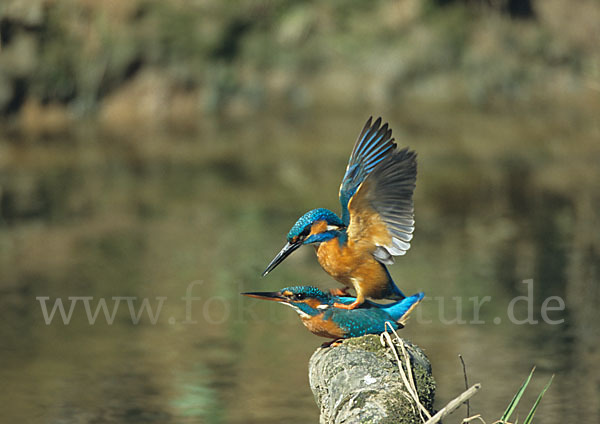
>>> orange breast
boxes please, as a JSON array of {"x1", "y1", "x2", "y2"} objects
[
  {"x1": 316, "y1": 238, "x2": 391, "y2": 299},
  {"x1": 301, "y1": 314, "x2": 345, "y2": 339}
]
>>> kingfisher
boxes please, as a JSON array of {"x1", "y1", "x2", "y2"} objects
[
  {"x1": 262, "y1": 117, "x2": 417, "y2": 309},
  {"x1": 242, "y1": 286, "x2": 424, "y2": 340}
]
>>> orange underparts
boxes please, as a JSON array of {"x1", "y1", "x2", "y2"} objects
[
  {"x1": 316, "y1": 237, "x2": 392, "y2": 302},
  {"x1": 301, "y1": 313, "x2": 345, "y2": 338},
  {"x1": 329, "y1": 287, "x2": 350, "y2": 296}
]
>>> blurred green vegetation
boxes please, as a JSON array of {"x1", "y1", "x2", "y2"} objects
[{"x1": 0, "y1": 0, "x2": 598, "y2": 134}]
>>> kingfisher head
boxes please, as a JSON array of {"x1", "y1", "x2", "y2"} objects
[
  {"x1": 242, "y1": 286, "x2": 332, "y2": 318},
  {"x1": 262, "y1": 208, "x2": 344, "y2": 276}
]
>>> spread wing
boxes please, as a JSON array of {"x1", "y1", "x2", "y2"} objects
[
  {"x1": 346, "y1": 147, "x2": 417, "y2": 265},
  {"x1": 339, "y1": 117, "x2": 397, "y2": 225}
]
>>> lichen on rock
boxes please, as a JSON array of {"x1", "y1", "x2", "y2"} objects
[{"x1": 309, "y1": 334, "x2": 435, "y2": 424}]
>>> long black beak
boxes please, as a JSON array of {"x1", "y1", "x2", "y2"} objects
[
  {"x1": 261, "y1": 241, "x2": 302, "y2": 277},
  {"x1": 241, "y1": 291, "x2": 287, "y2": 302}
]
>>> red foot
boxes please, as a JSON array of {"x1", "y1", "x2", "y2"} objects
[
  {"x1": 321, "y1": 339, "x2": 344, "y2": 348},
  {"x1": 333, "y1": 299, "x2": 362, "y2": 310}
]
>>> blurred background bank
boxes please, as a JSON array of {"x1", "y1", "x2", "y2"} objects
[{"x1": 0, "y1": 1, "x2": 598, "y2": 423}]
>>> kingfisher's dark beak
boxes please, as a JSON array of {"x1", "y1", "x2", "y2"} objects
[
  {"x1": 242, "y1": 291, "x2": 287, "y2": 303},
  {"x1": 261, "y1": 241, "x2": 302, "y2": 277}
]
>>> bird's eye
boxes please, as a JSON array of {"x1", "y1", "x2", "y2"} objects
[
  {"x1": 295, "y1": 293, "x2": 306, "y2": 300},
  {"x1": 300, "y1": 227, "x2": 311, "y2": 238}
]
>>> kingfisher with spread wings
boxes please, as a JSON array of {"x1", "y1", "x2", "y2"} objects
[{"x1": 262, "y1": 117, "x2": 417, "y2": 310}]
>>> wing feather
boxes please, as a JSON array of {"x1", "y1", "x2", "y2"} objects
[
  {"x1": 339, "y1": 117, "x2": 397, "y2": 225},
  {"x1": 346, "y1": 147, "x2": 417, "y2": 263}
]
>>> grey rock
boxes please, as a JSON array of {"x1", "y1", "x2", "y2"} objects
[{"x1": 309, "y1": 335, "x2": 435, "y2": 424}]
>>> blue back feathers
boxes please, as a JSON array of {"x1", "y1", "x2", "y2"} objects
[{"x1": 330, "y1": 292, "x2": 424, "y2": 337}]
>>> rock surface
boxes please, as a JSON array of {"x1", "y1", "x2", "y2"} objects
[{"x1": 309, "y1": 335, "x2": 435, "y2": 424}]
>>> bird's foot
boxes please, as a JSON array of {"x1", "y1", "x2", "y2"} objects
[
  {"x1": 329, "y1": 287, "x2": 350, "y2": 297},
  {"x1": 321, "y1": 338, "x2": 344, "y2": 348},
  {"x1": 333, "y1": 300, "x2": 362, "y2": 310}
]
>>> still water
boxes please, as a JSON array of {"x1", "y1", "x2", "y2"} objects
[{"x1": 1, "y1": 104, "x2": 599, "y2": 423}]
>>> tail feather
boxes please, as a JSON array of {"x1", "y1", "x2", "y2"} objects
[
  {"x1": 383, "y1": 266, "x2": 406, "y2": 300},
  {"x1": 382, "y1": 292, "x2": 425, "y2": 323},
  {"x1": 388, "y1": 280, "x2": 406, "y2": 300}
]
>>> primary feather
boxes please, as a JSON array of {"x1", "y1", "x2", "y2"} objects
[
  {"x1": 347, "y1": 147, "x2": 417, "y2": 264},
  {"x1": 339, "y1": 117, "x2": 397, "y2": 225}
]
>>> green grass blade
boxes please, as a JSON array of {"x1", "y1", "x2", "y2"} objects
[
  {"x1": 500, "y1": 367, "x2": 536, "y2": 422},
  {"x1": 522, "y1": 375, "x2": 554, "y2": 424}
]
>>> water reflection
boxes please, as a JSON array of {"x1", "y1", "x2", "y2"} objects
[{"x1": 0, "y1": 106, "x2": 599, "y2": 423}]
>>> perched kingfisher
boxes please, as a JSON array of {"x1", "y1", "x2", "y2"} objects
[
  {"x1": 262, "y1": 117, "x2": 417, "y2": 309},
  {"x1": 243, "y1": 286, "x2": 424, "y2": 340}
]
